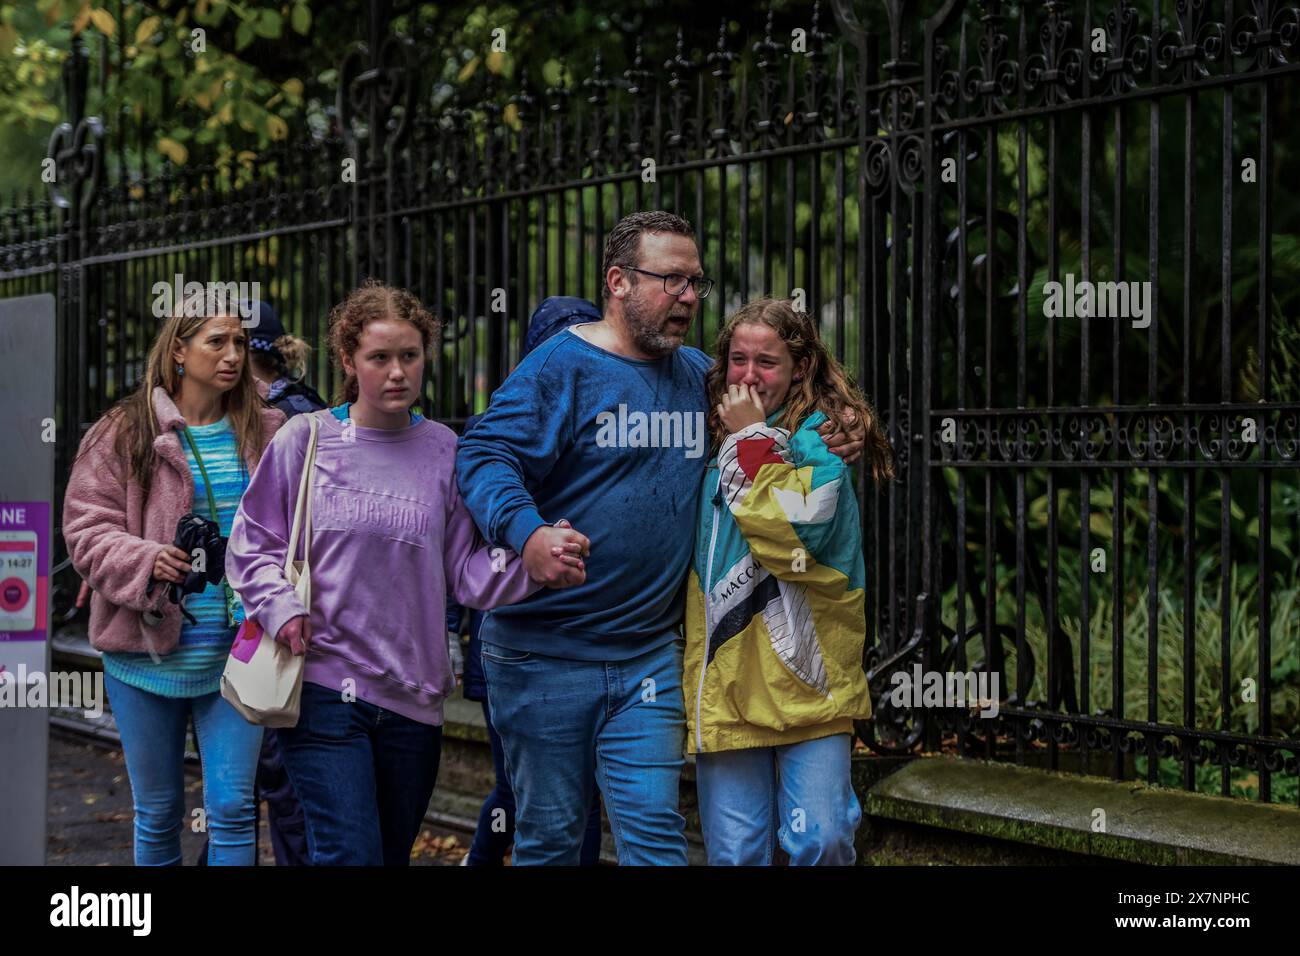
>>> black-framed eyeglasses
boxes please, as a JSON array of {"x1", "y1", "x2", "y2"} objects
[{"x1": 625, "y1": 267, "x2": 714, "y2": 299}]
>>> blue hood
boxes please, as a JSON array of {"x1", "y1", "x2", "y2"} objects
[{"x1": 524, "y1": 296, "x2": 600, "y2": 356}]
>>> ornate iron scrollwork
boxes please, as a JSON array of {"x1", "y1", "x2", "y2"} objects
[
  {"x1": 963, "y1": 0, "x2": 1019, "y2": 115},
  {"x1": 337, "y1": 35, "x2": 417, "y2": 160},
  {"x1": 1088, "y1": 0, "x2": 1152, "y2": 95},
  {"x1": 1231, "y1": 0, "x2": 1300, "y2": 68},
  {"x1": 1156, "y1": 0, "x2": 1226, "y2": 81},
  {"x1": 46, "y1": 116, "x2": 104, "y2": 214},
  {"x1": 1024, "y1": 0, "x2": 1084, "y2": 103}
]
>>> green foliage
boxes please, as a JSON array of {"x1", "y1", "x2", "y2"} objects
[
  {"x1": 0, "y1": 2, "x2": 805, "y2": 191},
  {"x1": 0, "y1": 0, "x2": 320, "y2": 190},
  {"x1": 0, "y1": 6, "x2": 64, "y2": 127},
  {"x1": 938, "y1": 473, "x2": 1300, "y2": 802}
]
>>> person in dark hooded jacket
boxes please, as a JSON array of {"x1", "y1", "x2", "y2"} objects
[
  {"x1": 245, "y1": 300, "x2": 328, "y2": 417},
  {"x1": 448, "y1": 296, "x2": 605, "y2": 865},
  {"x1": 225, "y1": 299, "x2": 324, "y2": 867}
]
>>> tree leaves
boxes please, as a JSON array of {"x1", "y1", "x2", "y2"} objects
[
  {"x1": 235, "y1": 98, "x2": 259, "y2": 131},
  {"x1": 457, "y1": 55, "x2": 480, "y2": 83},
  {"x1": 88, "y1": 7, "x2": 114, "y2": 38},
  {"x1": 252, "y1": 9, "x2": 282, "y2": 39},
  {"x1": 42, "y1": 0, "x2": 65, "y2": 29},
  {"x1": 135, "y1": 16, "x2": 161, "y2": 46},
  {"x1": 280, "y1": 77, "x2": 304, "y2": 104},
  {"x1": 291, "y1": 3, "x2": 311, "y2": 36},
  {"x1": 158, "y1": 136, "x2": 187, "y2": 164}
]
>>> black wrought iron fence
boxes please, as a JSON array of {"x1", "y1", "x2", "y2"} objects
[{"x1": 3, "y1": 0, "x2": 1297, "y2": 804}]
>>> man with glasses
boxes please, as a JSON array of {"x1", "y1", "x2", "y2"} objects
[{"x1": 456, "y1": 211, "x2": 861, "y2": 865}]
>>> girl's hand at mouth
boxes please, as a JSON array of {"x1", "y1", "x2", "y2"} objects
[{"x1": 717, "y1": 383, "x2": 766, "y2": 433}]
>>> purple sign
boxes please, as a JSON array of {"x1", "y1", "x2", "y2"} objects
[{"x1": 0, "y1": 501, "x2": 49, "y2": 645}]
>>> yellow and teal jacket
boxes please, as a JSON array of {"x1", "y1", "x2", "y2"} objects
[{"x1": 685, "y1": 409, "x2": 871, "y2": 754}]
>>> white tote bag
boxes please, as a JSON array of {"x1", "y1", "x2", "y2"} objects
[{"x1": 221, "y1": 415, "x2": 318, "y2": 727}]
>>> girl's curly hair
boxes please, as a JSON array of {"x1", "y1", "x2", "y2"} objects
[{"x1": 327, "y1": 279, "x2": 440, "y2": 404}]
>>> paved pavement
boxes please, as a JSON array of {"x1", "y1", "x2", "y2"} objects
[{"x1": 47, "y1": 731, "x2": 471, "y2": 866}]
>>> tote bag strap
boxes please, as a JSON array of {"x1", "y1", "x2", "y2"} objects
[
  {"x1": 284, "y1": 415, "x2": 319, "y2": 577},
  {"x1": 300, "y1": 420, "x2": 315, "y2": 579}
]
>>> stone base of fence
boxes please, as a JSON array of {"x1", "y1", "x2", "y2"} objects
[{"x1": 861, "y1": 755, "x2": 1300, "y2": 866}]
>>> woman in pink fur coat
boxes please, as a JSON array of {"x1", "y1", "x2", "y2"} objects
[{"x1": 63, "y1": 289, "x2": 284, "y2": 865}]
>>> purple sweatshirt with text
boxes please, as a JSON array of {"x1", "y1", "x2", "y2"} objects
[{"x1": 227, "y1": 408, "x2": 538, "y2": 726}]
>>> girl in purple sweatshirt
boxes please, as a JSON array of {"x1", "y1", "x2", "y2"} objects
[{"x1": 227, "y1": 280, "x2": 588, "y2": 865}]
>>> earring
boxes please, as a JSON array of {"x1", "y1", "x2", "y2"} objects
[{"x1": 175, "y1": 363, "x2": 185, "y2": 378}]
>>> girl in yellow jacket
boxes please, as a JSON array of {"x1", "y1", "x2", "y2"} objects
[{"x1": 685, "y1": 297, "x2": 893, "y2": 865}]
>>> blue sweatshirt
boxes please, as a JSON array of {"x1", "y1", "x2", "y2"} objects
[{"x1": 455, "y1": 328, "x2": 711, "y2": 660}]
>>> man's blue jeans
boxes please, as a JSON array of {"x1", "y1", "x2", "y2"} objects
[
  {"x1": 481, "y1": 635, "x2": 688, "y2": 866},
  {"x1": 278, "y1": 681, "x2": 442, "y2": 866},
  {"x1": 695, "y1": 733, "x2": 861, "y2": 866},
  {"x1": 104, "y1": 671, "x2": 263, "y2": 866},
  {"x1": 466, "y1": 698, "x2": 604, "y2": 866}
]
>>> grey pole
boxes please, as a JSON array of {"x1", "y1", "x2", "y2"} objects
[{"x1": 0, "y1": 293, "x2": 56, "y2": 865}]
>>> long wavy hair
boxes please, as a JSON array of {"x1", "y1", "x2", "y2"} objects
[
  {"x1": 77, "y1": 289, "x2": 266, "y2": 497},
  {"x1": 705, "y1": 297, "x2": 895, "y2": 487}
]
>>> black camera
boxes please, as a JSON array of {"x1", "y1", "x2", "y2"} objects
[{"x1": 150, "y1": 512, "x2": 228, "y2": 624}]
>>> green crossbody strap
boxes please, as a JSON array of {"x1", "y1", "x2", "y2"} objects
[
  {"x1": 180, "y1": 425, "x2": 238, "y2": 628},
  {"x1": 181, "y1": 426, "x2": 220, "y2": 519}
]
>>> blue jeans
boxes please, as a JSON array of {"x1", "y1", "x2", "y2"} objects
[
  {"x1": 482, "y1": 635, "x2": 688, "y2": 866},
  {"x1": 278, "y1": 681, "x2": 443, "y2": 866},
  {"x1": 257, "y1": 729, "x2": 309, "y2": 865},
  {"x1": 466, "y1": 698, "x2": 604, "y2": 866},
  {"x1": 104, "y1": 671, "x2": 264, "y2": 866},
  {"x1": 695, "y1": 733, "x2": 861, "y2": 866}
]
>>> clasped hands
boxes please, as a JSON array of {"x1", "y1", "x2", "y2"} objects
[
  {"x1": 273, "y1": 519, "x2": 590, "y2": 656},
  {"x1": 521, "y1": 518, "x2": 589, "y2": 588}
]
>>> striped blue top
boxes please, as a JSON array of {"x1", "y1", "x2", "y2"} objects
[{"x1": 103, "y1": 415, "x2": 249, "y2": 698}]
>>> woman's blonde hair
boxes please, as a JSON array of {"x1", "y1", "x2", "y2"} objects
[
  {"x1": 273, "y1": 334, "x2": 312, "y2": 380},
  {"x1": 250, "y1": 332, "x2": 313, "y2": 382},
  {"x1": 79, "y1": 288, "x2": 267, "y2": 496},
  {"x1": 705, "y1": 297, "x2": 895, "y2": 486}
]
